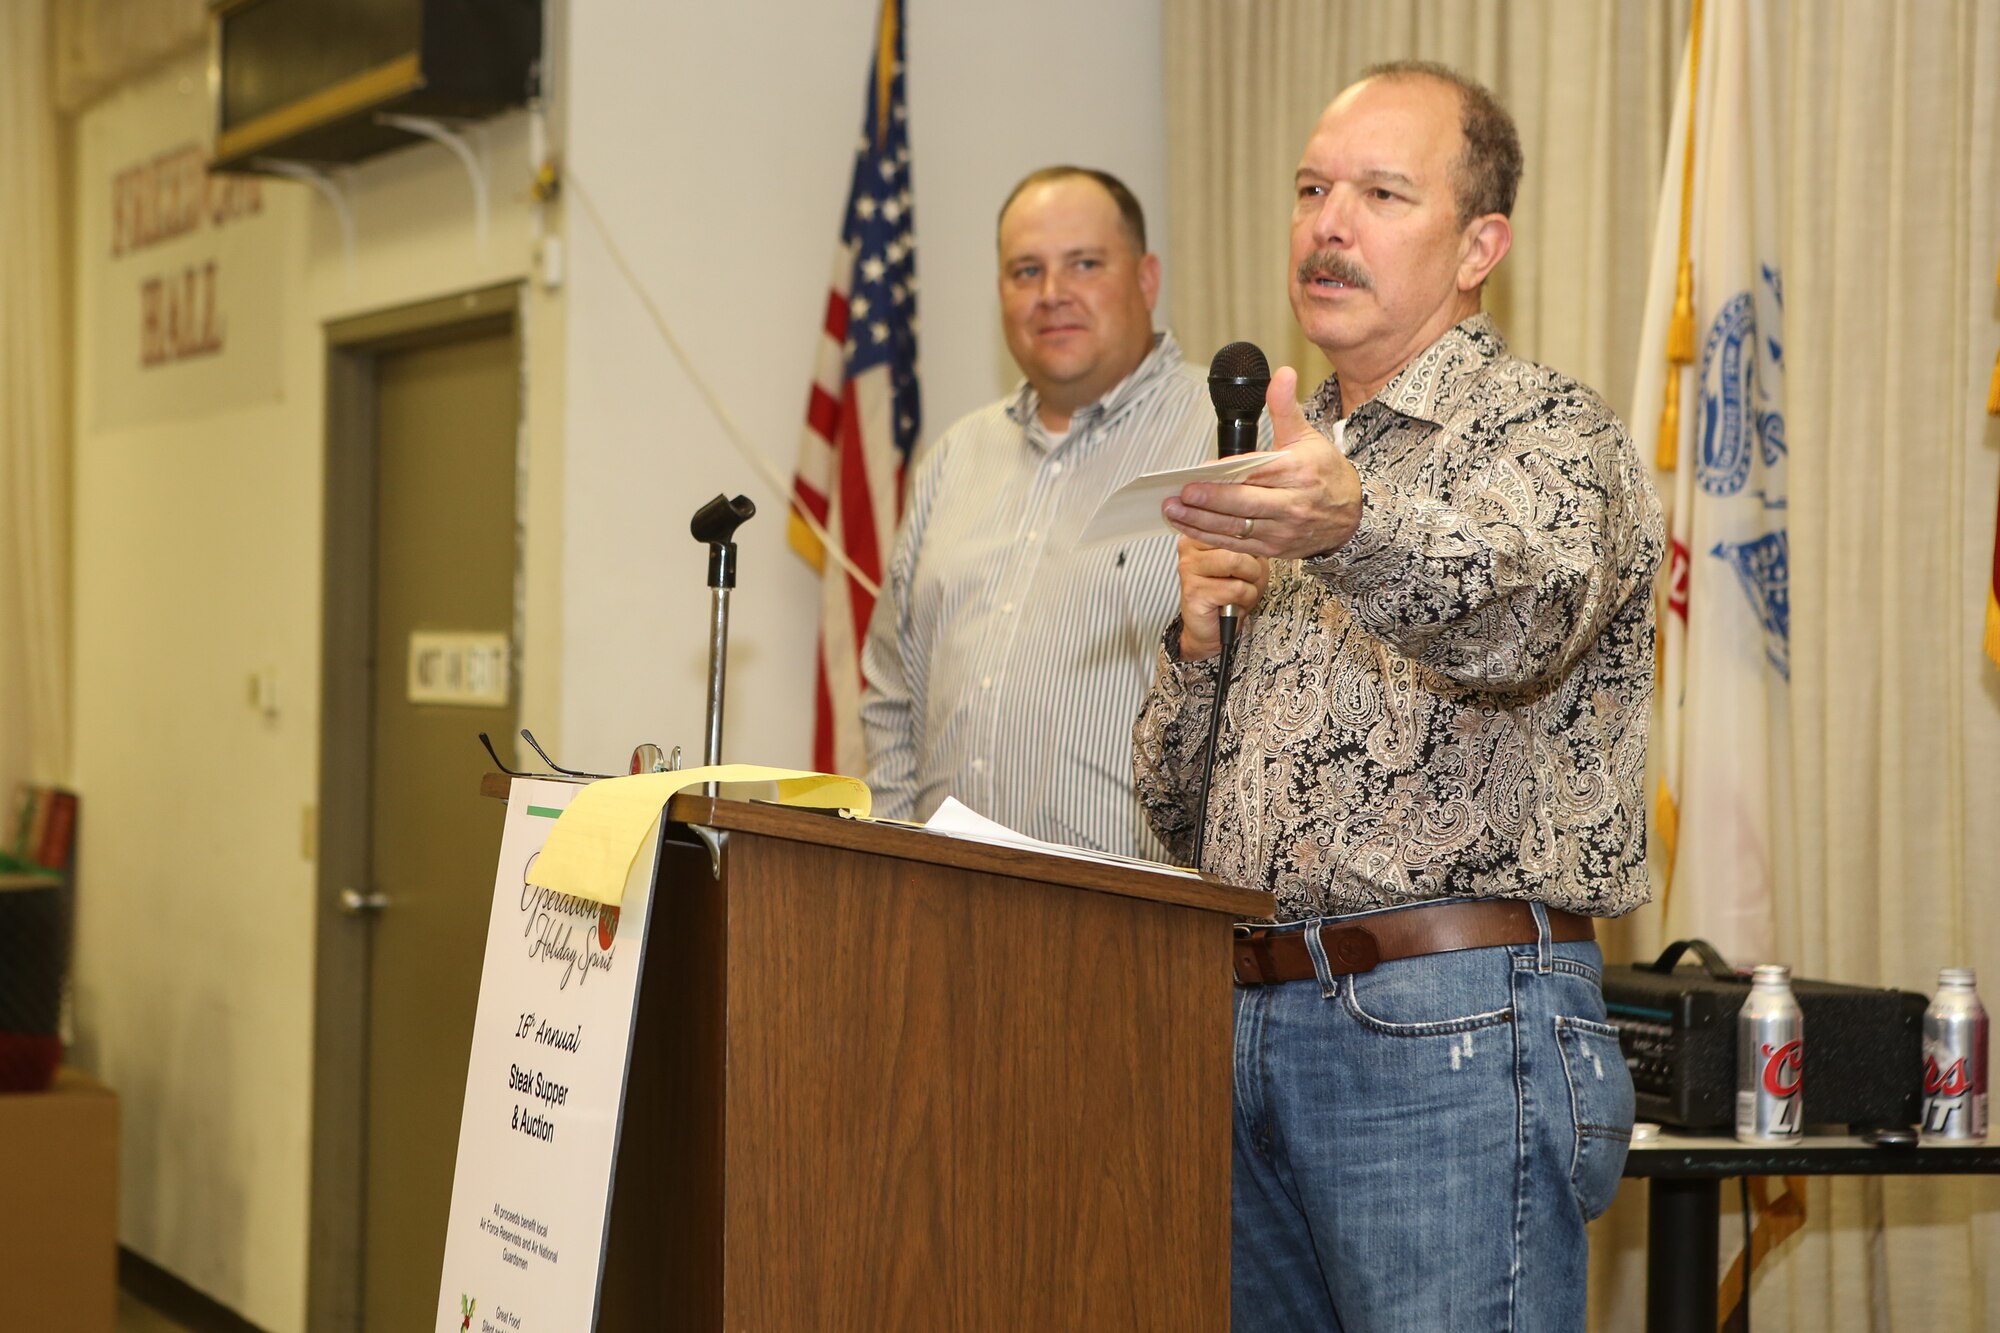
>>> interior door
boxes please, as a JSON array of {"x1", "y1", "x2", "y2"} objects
[{"x1": 360, "y1": 327, "x2": 519, "y2": 1328}]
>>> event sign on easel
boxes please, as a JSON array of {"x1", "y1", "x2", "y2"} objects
[
  {"x1": 432, "y1": 776, "x2": 661, "y2": 1333},
  {"x1": 432, "y1": 757, "x2": 868, "y2": 1332}
]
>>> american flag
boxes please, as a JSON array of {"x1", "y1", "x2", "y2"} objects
[
  {"x1": 1633, "y1": 0, "x2": 1788, "y2": 966},
  {"x1": 789, "y1": 0, "x2": 920, "y2": 777}
]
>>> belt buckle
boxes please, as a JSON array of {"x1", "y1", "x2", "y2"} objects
[{"x1": 1231, "y1": 922, "x2": 1264, "y2": 986}]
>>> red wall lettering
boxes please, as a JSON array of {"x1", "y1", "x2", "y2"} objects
[{"x1": 139, "y1": 262, "x2": 226, "y2": 367}]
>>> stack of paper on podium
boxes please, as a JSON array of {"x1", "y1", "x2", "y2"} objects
[{"x1": 923, "y1": 795, "x2": 1198, "y2": 877}]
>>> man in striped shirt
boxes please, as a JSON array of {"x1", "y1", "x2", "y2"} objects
[{"x1": 859, "y1": 166, "x2": 1213, "y2": 858}]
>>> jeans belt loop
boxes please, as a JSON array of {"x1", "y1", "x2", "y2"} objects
[{"x1": 1300, "y1": 918, "x2": 1341, "y2": 997}]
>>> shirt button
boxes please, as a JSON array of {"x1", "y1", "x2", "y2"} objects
[
  {"x1": 980, "y1": 676, "x2": 993, "y2": 690},
  {"x1": 1027, "y1": 530, "x2": 1040, "y2": 542},
  {"x1": 971, "y1": 758, "x2": 986, "y2": 773},
  {"x1": 1000, "y1": 602, "x2": 1014, "y2": 615},
  {"x1": 1049, "y1": 462, "x2": 1064, "y2": 476}
]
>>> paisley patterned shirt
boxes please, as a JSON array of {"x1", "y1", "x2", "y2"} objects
[{"x1": 1133, "y1": 315, "x2": 1665, "y2": 921}]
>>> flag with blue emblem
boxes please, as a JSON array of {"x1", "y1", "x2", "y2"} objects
[
  {"x1": 1631, "y1": 5, "x2": 1806, "y2": 1311},
  {"x1": 1631, "y1": 0, "x2": 1790, "y2": 968},
  {"x1": 789, "y1": 0, "x2": 921, "y2": 777}
]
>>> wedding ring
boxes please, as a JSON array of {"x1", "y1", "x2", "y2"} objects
[{"x1": 1240, "y1": 516, "x2": 1255, "y2": 540}]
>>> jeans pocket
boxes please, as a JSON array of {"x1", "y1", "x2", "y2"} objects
[
  {"x1": 1555, "y1": 1015, "x2": 1634, "y2": 1221},
  {"x1": 1341, "y1": 949, "x2": 1514, "y2": 1035}
]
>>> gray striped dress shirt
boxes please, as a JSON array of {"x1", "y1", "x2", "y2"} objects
[{"x1": 860, "y1": 331, "x2": 1215, "y2": 858}]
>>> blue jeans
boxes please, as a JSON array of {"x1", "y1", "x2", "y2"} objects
[{"x1": 1231, "y1": 903, "x2": 1634, "y2": 1332}]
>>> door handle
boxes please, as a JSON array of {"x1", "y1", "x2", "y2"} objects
[{"x1": 339, "y1": 887, "x2": 390, "y2": 915}]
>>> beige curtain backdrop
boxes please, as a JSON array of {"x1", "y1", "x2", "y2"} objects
[
  {"x1": 1, "y1": 0, "x2": 73, "y2": 788},
  {"x1": 1, "y1": 0, "x2": 202, "y2": 791},
  {"x1": 1163, "y1": 1, "x2": 2000, "y2": 1329},
  {"x1": 1163, "y1": 0, "x2": 1691, "y2": 414}
]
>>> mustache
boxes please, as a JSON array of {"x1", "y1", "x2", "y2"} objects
[{"x1": 1296, "y1": 251, "x2": 1373, "y2": 290}]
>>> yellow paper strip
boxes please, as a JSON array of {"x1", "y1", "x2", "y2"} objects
[{"x1": 525, "y1": 765, "x2": 871, "y2": 904}]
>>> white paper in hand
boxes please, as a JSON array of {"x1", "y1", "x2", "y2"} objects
[{"x1": 1077, "y1": 451, "x2": 1274, "y2": 546}]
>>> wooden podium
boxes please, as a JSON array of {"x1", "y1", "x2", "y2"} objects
[{"x1": 593, "y1": 793, "x2": 1271, "y2": 1331}]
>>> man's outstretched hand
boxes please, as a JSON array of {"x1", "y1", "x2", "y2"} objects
[{"x1": 1162, "y1": 366, "x2": 1361, "y2": 563}]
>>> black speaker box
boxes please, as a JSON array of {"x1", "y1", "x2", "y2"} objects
[
  {"x1": 211, "y1": 0, "x2": 542, "y2": 171},
  {"x1": 1603, "y1": 939, "x2": 1926, "y2": 1132}
]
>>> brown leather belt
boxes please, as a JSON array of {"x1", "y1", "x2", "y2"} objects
[{"x1": 1232, "y1": 899, "x2": 1595, "y2": 986}]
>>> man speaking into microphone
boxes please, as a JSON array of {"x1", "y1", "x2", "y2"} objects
[
  {"x1": 1134, "y1": 63, "x2": 1663, "y2": 1331},
  {"x1": 861, "y1": 166, "x2": 1215, "y2": 858}
]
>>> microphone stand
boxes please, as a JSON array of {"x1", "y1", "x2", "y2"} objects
[
  {"x1": 690, "y1": 493, "x2": 756, "y2": 794},
  {"x1": 1190, "y1": 613, "x2": 1240, "y2": 869}
]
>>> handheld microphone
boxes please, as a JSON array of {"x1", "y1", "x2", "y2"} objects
[
  {"x1": 1207, "y1": 342, "x2": 1270, "y2": 630},
  {"x1": 1208, "y1": 341, "x2": 1270, "y2": 459}
]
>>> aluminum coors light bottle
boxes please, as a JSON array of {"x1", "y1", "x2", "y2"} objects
[
  {"x1": 1922, "y1": 967, "x2": 1988, "y2": 1141},
  {"x1": 1736, "y1": 964, "x2": 1804, "y2": 1143}
]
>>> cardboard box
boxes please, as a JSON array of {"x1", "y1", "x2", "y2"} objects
[{"x1": 0, "y1": 1067, "x2": 117, "y2": 1331}]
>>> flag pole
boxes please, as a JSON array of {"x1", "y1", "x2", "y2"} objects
[
  {"x1": 1988, "y1": 250, "x2": 2000, "y2": 417},
  {"x1": 1656, "y1": 0, "x2": 1706, "y2": 474},
  {"x1": 875, "y1": 0, "x2": 898, "y2": 151},
  {"x1": 1986, "y1": 250, "x2": 2000, "y2": 668}
]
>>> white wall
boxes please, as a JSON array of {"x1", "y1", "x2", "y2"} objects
[
  {"x1": 66, "y1": 2, "x2": 1171, "y2": 1327},
  {"x1": 558, "y1": 0, "x2": 1173, "y2": 773},
  {"x1": 69, "y1": 53, "x2": 554, "y2": 1332}
]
